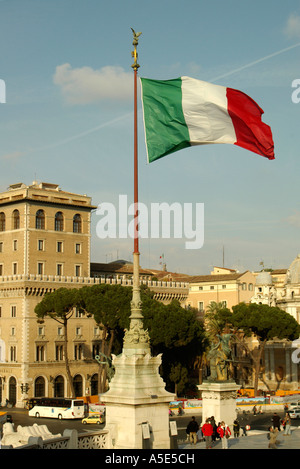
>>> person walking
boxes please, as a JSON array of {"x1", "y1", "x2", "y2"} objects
[
  {"x1": 201, "y1": 418, "x2": 214, "y2": 449},
  {"x1": 210, "y1": 416, "x2": 217, "y2": 441},
  {"x1": 283, "y1": 413, "x2": 292, "y2": 436},
  {"x1": 217, "y1": 421, "x2": 231, "y2": 449},
  {"x1": 233, "y1": 419, "x2": 240, "y2": 438},
  {"x1": 271, "y1": 413, "x2": 281, "y2": 431},
  {"x1": 186, "y1": 416, "x2": 199, "y2": 445}
]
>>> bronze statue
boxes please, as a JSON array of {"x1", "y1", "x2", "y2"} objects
[{"x1": 207, "y1": 333, "x2": 233, "y2": 382}]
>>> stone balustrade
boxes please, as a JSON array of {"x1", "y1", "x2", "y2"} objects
[
  {"x1": 0, "y1": 273, "x2": 189, "y2": 290},
  {"x1": 11, "y1": 428, "x2": 110, "y2": 450}
]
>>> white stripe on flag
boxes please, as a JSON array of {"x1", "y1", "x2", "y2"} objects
[{"x1": 181, "y1": 76, "x2": 236, "y2": 145}]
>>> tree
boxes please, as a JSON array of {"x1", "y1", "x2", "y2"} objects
[
  {"x1": 142, "y1": 298, "x2": 206, "y2": 394},
  {"x1": 77, "y1": 283, "x2": 132, "y2": 393},
  {"x1": 230, "y1": 303, "x2": 300, "y2": 395},
  {"x1": 34, "y1": 288, "x2": 79, "y2": 398}
]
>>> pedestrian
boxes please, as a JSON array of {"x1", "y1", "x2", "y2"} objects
[
  {"x1": 186, "y1": 416, "x2": 199, "y2": 445},
  {"x1": 252, "y1": 405, "x2": 257, "y2": 415},
  {"x1": 201, "y1": 418, "x2": 214, "y2": 449},
  {"x1": 217, "y1": 421, "x2": 231, "y2": 449},
  {"x1": 233, "y1": 419, "x2": 240, "y2": 438},
  {"x1": 271, "y1": 413, "x2": 281, "y2": 431},
  {"x1": 283, "y1": 413, "x2": 292, "y2": 436},
  {"x1": 268, "y1": 426, "x2": 279, "y2": 449},
  {"x1": 210, "y1": 416, "x2": 217, "y2": 441}
]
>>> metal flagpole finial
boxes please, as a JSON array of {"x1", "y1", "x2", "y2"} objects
[{"x1": 131, "y1": 28, "x2": 142, "y2": 71}]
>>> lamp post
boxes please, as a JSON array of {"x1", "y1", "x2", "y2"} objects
[{"x1": 20, "y1": 383, "x2": 29, "y2": 394}]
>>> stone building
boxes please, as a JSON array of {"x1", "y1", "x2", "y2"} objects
[
  {"x1": 186, "y1": 267, "x2": 256, "y2": 315},
  {"x1": 248, "y1": 260, "x2": 300, "y2": 392},
  {"x1": 0, "y1": 182, "x2": 101, "y2": 406}
]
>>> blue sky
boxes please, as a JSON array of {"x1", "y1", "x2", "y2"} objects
[{"x1": 1, "y1": 0, "x2": 300, "y2": 275}]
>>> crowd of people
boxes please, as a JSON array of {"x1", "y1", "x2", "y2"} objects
[
  {"x1": 186, "y1": 416, "x2": 234, "y2": 449},
  {"x1": 185, "y1": 409, "x2": 293, "y2": 449}
]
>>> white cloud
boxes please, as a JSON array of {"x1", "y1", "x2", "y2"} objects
[
  {"x1": 284, "y1": 13, "x2": 300, "y2": 39},
  {"x1": 53, "y1": 63, "x2": 133, "y2": 105},
  {"x1": 286, "y1": 211, "x2": 300, "y2": 228}
]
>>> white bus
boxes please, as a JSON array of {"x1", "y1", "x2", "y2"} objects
[{"x1": 28, "y1": 397, "x2": 85, "y2": 419}]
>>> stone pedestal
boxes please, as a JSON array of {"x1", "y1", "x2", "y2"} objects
[
  {"x1": 198, "y1": 381, "x2": 240, "y2": 428},
  {"x1": 101, "y1": 251, "x2": 175, "y2": 449},
  {"x1": 101, "y1": 349, "x2": 175, "y2": 449}
]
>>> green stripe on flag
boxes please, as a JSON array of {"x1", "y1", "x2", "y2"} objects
[{"x1": 140, "y1": 78, "x2": 191, "y2": 163}]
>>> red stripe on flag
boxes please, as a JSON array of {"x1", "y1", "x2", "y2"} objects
[{"x1": 226, "y1": 88, "x2": 275, "y2": 160}]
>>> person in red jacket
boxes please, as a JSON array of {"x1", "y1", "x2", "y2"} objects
[
  {"x1": 217, "y1": 421, "x2": 231, "y2": 449},
  {"x1": 201, "y1": 418, "x2": 214, "y2": 449}
]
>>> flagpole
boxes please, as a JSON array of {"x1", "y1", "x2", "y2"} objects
[{"x1": 123, "y1": 28, "x2": 150, "y2": 352}]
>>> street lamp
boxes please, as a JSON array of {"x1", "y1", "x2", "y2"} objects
[{"x1": 20, "y1": 383, "x2": 29, "y2": 394}]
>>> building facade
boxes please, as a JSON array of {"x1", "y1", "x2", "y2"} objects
[
  {"x1": 186, "y1": 267, "x2": 256, "y2": 315},
  {"x1": 0, "y1": 182, "x2": 101, "y2": 406}
]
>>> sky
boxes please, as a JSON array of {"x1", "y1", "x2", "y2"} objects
[{"x1": 1, "y1": 0, "x2": 300, "y2": 275}]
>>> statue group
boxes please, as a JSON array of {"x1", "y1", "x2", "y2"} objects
[{"x1": 207, "y1": 333, "x2": 233, "y2": 382}]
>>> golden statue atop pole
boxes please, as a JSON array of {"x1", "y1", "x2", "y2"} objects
[{"x1": 131, "y1": 28, "x2": 141, "y2": 71}]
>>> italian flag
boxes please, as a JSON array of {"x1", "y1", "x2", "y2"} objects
[{"x1": 140, "y1": 76, "x2": 274, "y2": 163}]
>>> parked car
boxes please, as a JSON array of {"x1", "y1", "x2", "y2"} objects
[
  {"x1": 289, "y1": 401, "x2": 300, "y2": 409},
  {"x1": 289, "y1": 407, "x2": 300, "y2": 419},
  {"x1": 82, "y1": 414, "x2": 104, "y2": 425}
]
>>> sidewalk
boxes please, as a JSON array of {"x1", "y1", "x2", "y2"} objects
[{"x1": 179, "y1": 427, "x2": 300, "y2": 450}]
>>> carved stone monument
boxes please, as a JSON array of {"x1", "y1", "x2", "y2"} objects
[
  {"x1": 101, "y1": 254, "x2": 174, "y2": 449},
  {"x1": 198, "y1": 332, "x2": 240, "y2": 428}
]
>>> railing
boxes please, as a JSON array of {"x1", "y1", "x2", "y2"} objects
[
  {"x1": 0, "y1": 274, "x2": 189, "y2": 290},
  {"x1": 12, "y1": 429, "x2": 110, "y2": 450}
]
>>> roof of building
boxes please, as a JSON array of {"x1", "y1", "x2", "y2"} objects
[
  {"x1": 188, "y1": 272, "x2": 249, "y2": 284},
  {"x1": 90, "y1": 262, "x2": 152, "y2": 276}
]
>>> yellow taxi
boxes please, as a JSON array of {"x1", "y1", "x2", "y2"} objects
[{"x1": 82, "y1": 414, "x2": 104, "y2": 425}]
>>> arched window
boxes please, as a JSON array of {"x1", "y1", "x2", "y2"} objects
[
  {"x1": 73, "y1": 214, "x2": 82, "y2": 233},
  {"x1": 55, "y1": 212, "x2": 64, "y2": 231},
  {"x1": 36, "y1": 210, "x2": 45, "y2": 230},
  {"x1": 0, "y1": 212, "x2": 5, "y2": 232},
  {"x1": 54, "y1": 375, "x2": 64, "y2": 398},
  {"x1": 73, "y1": 374, "x2": 83, "y2": 397},
  {"x1": 12, "y1": 209, "x2": 20, "y2": 230},
  {"x1": 34, "y1": 376, "x2": 46, "y2": 397}
]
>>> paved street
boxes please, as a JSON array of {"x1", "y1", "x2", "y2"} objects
[
  {"x1": 176, "y1": 410, "x2": 300, "y2": 449},
  {"x1": 1, "y1": 406, "x2": 300, "y2": 450}
]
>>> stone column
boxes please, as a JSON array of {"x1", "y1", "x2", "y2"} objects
[{"x1": 198, "y1": 381, "x2": 240, "y2": 429}]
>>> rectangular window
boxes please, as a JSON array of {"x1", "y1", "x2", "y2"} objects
[
  {"x1": 57, "y1": 264, "x2": 63, "y2": 276},
  {"x1": 57, "y1": 241, "x2": 63, "y2": 253},
  {"x1": 0, "y1": 306, "x2": 2, "y2": 318},
  {"x1": 74, "y1": 344, "x2": 83, "y2": 360},
  {"x1": 11, "y1": 305, "x2": 16, "y2": 317},
  {"x1": 38, "y1": 263, "x2": 44, "y2": 275},
  {"x1": 75, "y1": 265, "x2": 81, "y2": 277},
  {"x1": 36, "y1": 345, "x2": 45, "y2": 362},
  {"x1": 13, "y1": 240, "x2": 17, "y2": 251},
  {"x1": 12, "y1": 262, "x2": 17, "y2": 275},
  {"x1": 38, "y1": 240, "x2": 44, "y2": 251},
  {"x1": 56, "y1": 345, "x2": 63, "y2": 361},
  {"x1": 198, "y1": 302, "x2": 204, "y2": 312},
  {"x1": 10, "y1": 346, "x2": 16, "y2": 361},
  {"x1": 0, "y1": 242, "x2": 3, "y2": 252},
  {"x1": 75, "y1": 243, "x2": 81, "y2": 254},
  {"x1": 0, "y1": 264, "x2": 3, "y2": 276}
]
